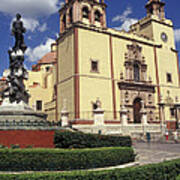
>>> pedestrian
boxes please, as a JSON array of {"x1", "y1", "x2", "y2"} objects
[
  {"x1": 174, "y1": 131, "x2": 178, "y2": 143},
  {"x1": 165, "y1": 131, "x2": 169, "y2": 141},
  {"x1": 146, "y1": 132, "x2": 151, "y2": 143}
]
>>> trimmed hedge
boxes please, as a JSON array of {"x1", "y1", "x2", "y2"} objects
[
  {"x1": 0, "y1": 159, "x2": 179, "y2": 179},
  {"x1": 0, "y1": 147, "x2": 135, "y2": 171},
  {"x1": 54, "y1": 130, "x2": 132, "y2": 148}
]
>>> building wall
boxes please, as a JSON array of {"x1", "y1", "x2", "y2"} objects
[
  {"x1": 78, "y1": 28, "x2": 113, "y2": 120},
  {"x1": 57, "y1": 23, "x2": 180, "y2": 124},
  {"x1": 25, "y1": 64, "x2": 55, "y2": 113},
  {"x1": 56, "y1": 0, "x2": 180, "y2": 128},
  {"x1": 57, "y1": 30, "x2": 75, "y2": 121}
]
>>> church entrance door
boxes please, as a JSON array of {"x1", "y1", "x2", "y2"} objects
[{"x1": 133, "y1": 98, "x2": 142, "y2": 123}]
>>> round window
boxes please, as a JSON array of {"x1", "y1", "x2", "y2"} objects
[{"x1": 161, "y1": 32, "x2": 168, "y2": 42}]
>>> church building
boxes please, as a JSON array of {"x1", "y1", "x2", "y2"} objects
[{"x1": 51, "y1": 0, "x2": 180, "y2": 134}]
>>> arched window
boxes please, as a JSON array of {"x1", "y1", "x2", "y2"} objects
[
  {"x1": 82, "y1": 6, "x2": 89, "y2": 19},
  {"x1": 63, "y1": 14, "x2": 66, "y2": 28},
  {"x1": 94, "y1": 10, "x2": 101, "y2": 22},
  {"x1": 134, "y1": 63, "x2": 140, "y2": 82},
  {"x1": 69, "y1": 7, "x2": 73, "y2": 23}
]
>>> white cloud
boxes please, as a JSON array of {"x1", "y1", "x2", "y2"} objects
[
  {"x1": 114, "y1": 18, "x2": 138, "y2": 32},
  {"x1": 38, "y1": 23, "x2": 47, "y2": 32},
  {"x1": 60, "y1": 1, "x2": 65, "y2": 8},
  {"x1": 25, "y1": 38, "x2": 55, "y2": 62},
  {"x1": 112, "y1": 7, "x2": 138, "y2": 31},
  {"x1": 22, "y1": 18, "x2": 40, "y2": 32},
  {"x1": 28, "y1": 36, "x2": 32, "y2": 40},
  {"x1": 112, "y1": 7, "x2": 132, "y2": 22},
  {"x1": 1, "y1": 0, "x2": 64, "y2": 32},
  {"x1": 174, "y1": 29, "x2": 180, "y2": 42},
  {"x1": 0, "y1": 0, "x2": 62, "y2": 18},
  {"x1": 55, "y1": 33, "x2": 59, "y2": 38}
]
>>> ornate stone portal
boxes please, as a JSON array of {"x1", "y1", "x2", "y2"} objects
[
  {"x1": 0, "y1": 14, "x2": 47, "y2": 128},
  {"x1": 118, "y1": 42, "x2": 156, "y2": 124}
]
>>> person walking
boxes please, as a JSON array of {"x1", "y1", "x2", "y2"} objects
[
  {"x1": 165, "y1": 131, "x2": 169, "y2": 141},
  {"x1": 174, "y1": 131, "x2": 178, "y2": 143}
]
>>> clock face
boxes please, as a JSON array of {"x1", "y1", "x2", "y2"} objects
[{"x1": 161, "y1": 32, "x2": 168, "y2": 42}]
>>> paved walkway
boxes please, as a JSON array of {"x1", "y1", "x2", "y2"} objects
[{"x1": 133, "y1": 142, "x2": 180, "y2": 165}]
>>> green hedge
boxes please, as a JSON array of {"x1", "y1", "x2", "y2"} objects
[
  {"x1": 54, "y1": 130, "x2": 132, "y2": 148},
  {"x1": 0, "y1": 147, "x2": 135, "y2": 171},
  {"x1": 0, "y1": 159, "x2": 179, "y2": 180}
]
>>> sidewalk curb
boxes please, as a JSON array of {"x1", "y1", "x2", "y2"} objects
[{"x1": 0, "y1": 162, "x2": 140, "y2": 175}]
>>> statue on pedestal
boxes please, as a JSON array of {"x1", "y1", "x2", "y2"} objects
[
  {"x1": 12, "y1": 13, "x2": 27, "y2": 52},
  {"x1": 2, "y1": 13, "x2": 29, "y2": 104}
]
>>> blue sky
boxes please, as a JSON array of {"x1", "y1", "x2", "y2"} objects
[{"x1": 0, "y1": 0, "x2": 180, "y2": 76}]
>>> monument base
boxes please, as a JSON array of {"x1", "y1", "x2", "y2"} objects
[{"x1": 0, "y1": 100, "x2": 47, "y2": 127}]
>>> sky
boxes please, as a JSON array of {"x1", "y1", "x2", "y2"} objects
[{"x1": 0, "y1": 0, "x2": 180, "y2": 76}]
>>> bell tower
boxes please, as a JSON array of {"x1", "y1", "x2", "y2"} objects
[
  {"x1": 130, "y1": 0, "x2": 175, "y2": 48},
  {"x1": 59, "y1": 0, "x2": 107, "y2": 34},
  {"x1": 145, "y1": 0, "x2": 165, "y2": 20}
]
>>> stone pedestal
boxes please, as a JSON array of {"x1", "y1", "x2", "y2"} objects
[
  {"x1": 120, "y1": 106, "x2": 128, "y2": 125},
  {"x1": 141, "y1": 109, "x2": 148, "y2": 125},
  {"x1": 61, "y1": 110, "x2": 69, "y2": 127},
  {"x1": 159, "y1": 103, "x2": 165, "y2": 125},
  {"x1": 93, "y1": 108, "x2": 104, "y2": 126},
  {"x1": 0, "y1": 100, "x2": 47, "y2": 128},
  {"x1": 159, "y1": 102, "x2": 166, "y2": 134}
]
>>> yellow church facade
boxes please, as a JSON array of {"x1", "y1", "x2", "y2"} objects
[
  {"x1": 50, "y1": 0, "x2": 180, "y2": 131},
  {"x1": 24, "y1": 43, "x2": 57, "y2": 120}
]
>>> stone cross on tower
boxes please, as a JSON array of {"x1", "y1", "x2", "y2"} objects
[{"x1": 145, "y1": 0, "x2": 165, "y2": 20}]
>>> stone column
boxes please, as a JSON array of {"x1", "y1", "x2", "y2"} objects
[
  {"x1": 120, "y1": 105, "x2": 128, "y2": 126},
  {"x1": 159, "y1": 103, "x2": 165, "y2": 126},
  {"x1": 61, "y1": 110, "x2": 69, "y2": 127},
  {"x1": 93, "y1": 108, "x2": 104, "y2": 126},
  {"x1": 141, "y1": 109, "x2": 148, "y2": 125},
  {"x1": 159, "y1": 95, "x2": 166, "y2": 134},
  {"x1": 61, "y1": 99, "x2": 69, "y2": 127},
  {"x1": 140, "y1": 100, "x2": 148, "y2": 125},
  {"x1": 174, "y1": 103, "x2": 180, "y2": 129}
]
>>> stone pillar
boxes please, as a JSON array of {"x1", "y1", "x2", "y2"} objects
[
  {"x1": 61, "y1": 110, "x2": 69, "y2": 127},
  {"x1": 120, "y1": 106, "x2": 128, "y2": 126},
  {"x1": 174, "y1": 103, "x2": 180, "y2": 129},
  {"x1": 159, "y1": 103, "x2": 165, "y2": 126},
  {"x1": 141, "y1": 109, "x2": 148, "y2": 125},
  {"x1": 159, "y1": 95, "x2": 166, "y2": 134},
  {"x1": 140, "y1": 100, "x2": 148, "y2": 125},
  {"x1": 61, "y1": 99, "x2": 69, "y2": 127},
  {"x1": 93, "y1": 108, "x2": 104, "y2": 126}
]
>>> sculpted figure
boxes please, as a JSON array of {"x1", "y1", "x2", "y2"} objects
[{"x1": 11, "y1": 13, "x2": 27, "y2": 52}]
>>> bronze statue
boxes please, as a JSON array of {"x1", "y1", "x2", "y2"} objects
[
  {"x1": 2, "y1": 13, "x2": 29, "y2": 104},
  {"x1": 11, "y1": 13, "x2": 27, "y2": 52}
]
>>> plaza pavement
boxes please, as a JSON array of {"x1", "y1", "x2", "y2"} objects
[{"x1": 133, "y1": 142, "x2": 180, "y2": 165}]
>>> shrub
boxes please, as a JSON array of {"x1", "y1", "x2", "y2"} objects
[
  {"x1": 54, "y1": 130, "x2": 132, "y2": 148},
  {"x1": 0, "y1": 144, "x2": 6, "y2": 148},
  {"x1": 0, "y1": 158, "x2": 179, "y2": 180},
  {"x1": 10, "y1": 144, "x2": 20, "y2": 149},
  {"x1": 0, "y1": 147, "x2": 135, "y2": 171},
  {"x1": 25, "y1": 145, "x2": 34, "y2": 148}
]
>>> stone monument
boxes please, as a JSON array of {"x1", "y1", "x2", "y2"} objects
[{"x1": 0, "y1": 14, "x2": 47, "y2": 128}]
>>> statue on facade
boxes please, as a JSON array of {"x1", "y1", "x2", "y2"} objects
[{"x1": 2, "y1": 13, "x2": 29, "y2": 104}]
